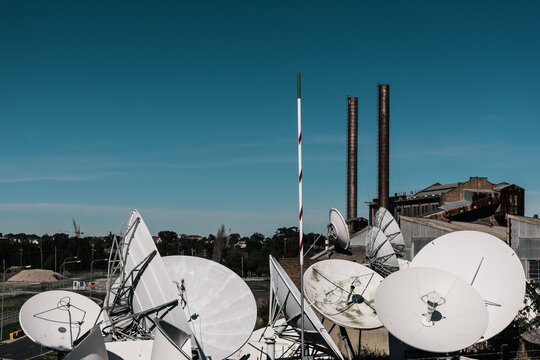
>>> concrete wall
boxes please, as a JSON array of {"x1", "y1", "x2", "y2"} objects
[
  {"x1": 509, "y1": 217, "x2": 540, "y2": 280},
  {"x1": 400, "y1": 219, "x2": 449, "y2": 260}
]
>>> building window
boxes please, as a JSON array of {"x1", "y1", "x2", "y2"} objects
[{"x1": 530, "y1": 260, "x2": 540, "y2": 283}]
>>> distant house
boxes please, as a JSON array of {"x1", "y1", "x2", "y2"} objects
[
  {"x1": 152, "y1": 236, "x2": 162, "y2": 244},
  {"x1": 183, "y1": 235, "x2": 203, "y2": 241},
  {"x1": 236, "y1": 240, "x2": 247, "y2": 249}
]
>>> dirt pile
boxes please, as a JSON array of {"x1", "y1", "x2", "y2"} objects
[{"x1": 8, "y1": 269, "x2": 64, "y2": 283}]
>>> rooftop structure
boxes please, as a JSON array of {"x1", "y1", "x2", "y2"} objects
[{"x1": 368, "y1": 177, "x2": 524, "y2": 225}]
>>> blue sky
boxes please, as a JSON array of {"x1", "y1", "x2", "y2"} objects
[{"x1": 1, "y1": 1, "x2": 539, "y2": 237}]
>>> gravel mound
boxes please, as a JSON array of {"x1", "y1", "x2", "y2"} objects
[{"x1": 8, "y1": 269, "x2": 64, "y2": 283}]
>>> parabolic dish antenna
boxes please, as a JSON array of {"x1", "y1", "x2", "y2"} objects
[
  {"x1": 117, "y1": 210, "x2": 191, "y2": 339},
  {"x1": 373, "y1": 207, "x2": 405, "y2": 253},
  {"x1": 269, "y1": 256, "x2": 343, "y2": 360},
  {"x1": 230, "y1": 319, "x2": 298, "y2": 360},
  {"x1": 366, "y1": 226, "x2": 399, "y2": 277},
  {"x1": 64, "y1": 325, "x2": 108, "y2": 360},
  {"x1": 410, "y1": 231, "x2": 526, "y2": 342},
  {"x1": 397, "y1": 258, "x2": 411, "y2": 270},
  {"x1": 304, "y1": 259, "x2": 383, "y2": 329},
  {"x1": 523, "y1": 328, "x2": 540, "y2": 345},
  {"x1": 375, "y1": 267, "x2": 488, "y2": 353},
  {"x1": 151, "y1": 318, "x2": 191, "y2": 360},
  {"x1": 163, "y1": 255, "x2": 257, "y2": 360},
  {"x1": 328, "y1": 209, "x2": 350, "y2": 250},
  {"x1": 19, "y1": 290, "x2": 102, "y2": 352}
]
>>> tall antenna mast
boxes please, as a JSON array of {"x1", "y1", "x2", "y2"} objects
[{"x1": 297, "y1": 72, "x2": 305, "y2": 360}]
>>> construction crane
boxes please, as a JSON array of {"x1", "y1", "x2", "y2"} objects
[{"x1": 72, "y1": 218, "x2": 83, "y2": 238}]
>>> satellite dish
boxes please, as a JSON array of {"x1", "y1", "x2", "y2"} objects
[
  {"x1": 105, "y1": 340, "x2": 154, "y2": 360},
  {"x1": 373, "y1": 207, "x2": 405, "y2": 253},
  {"x1": 19, "y1": 290, "x2": 102, "y2": 352},
  {"x1": 397, "y1": 258, "x2": 410, "y2": 270},
  {"x1": 366, "y1": 226, "x2": 399, "y2": 277},
  {"x1": 269, "y1": 256, "x2": 343, "y2": 359},
  {"x1": 151, "y1": 318, "x2": 191, "y2": 360},
  {"x1": 64, "y1": 325, "x2": 108, "y2": 360},
  {"x1": 523, "y1": 328, "x2": 540, "y2": 345},
  {"x1": 410, "y1": 230, "x2": 526, "y2": 342},
  {"x1": 303, "y1": 259, "x2": 383, "y2": 329},
  {"x1": 115, "y1": 210, "x2": 192, "y2": 341},
  {"x1": 328, "y1": 209, "x2": 350, "y2": 250},
  {"x1": 230, "y1": 319, "x2": 298, "y2": 360},
  {"x1": 163, "y1": 255, "x2": 257, "y2": 360},
  {"x1": 375, "y1": 267, "x2": 488, "y2": 353}
]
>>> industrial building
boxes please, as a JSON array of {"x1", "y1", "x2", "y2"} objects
[
  {"x1": 368, "y1": 176, "x2": 524, "y2": 226},
  {"x1": 508, "y1": 214, "x2": 540, "y2": 282}
]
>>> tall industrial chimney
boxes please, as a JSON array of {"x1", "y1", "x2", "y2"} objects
[
  {"x1": 347, "y1": 97, "x2": 358, "y2": 221},
  {"x1": 378, "y1": 84, "x2": 390, "y2": 210}
]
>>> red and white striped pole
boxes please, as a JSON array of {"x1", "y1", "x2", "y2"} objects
[{"x1": 297, "y1": 72, "x2": 305, "y2": 360}]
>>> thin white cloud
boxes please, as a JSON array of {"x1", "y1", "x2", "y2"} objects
[{"x1": 0, "y1": 202, "x2": 129, "y2": 214}]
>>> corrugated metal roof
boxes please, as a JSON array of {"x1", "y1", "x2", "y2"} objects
[
  {"x1": 400, "y1": 216, "x2": 507, "y2": 240},
  {"x1": 508, "y1": 214, "x2": 540, "y2": 226},
  {"x1": 414, "y1": 182, "x2": 459, "y2": 197},
  {"x1": 439, "y1": 199, "x2": 471, "y2": 210}
]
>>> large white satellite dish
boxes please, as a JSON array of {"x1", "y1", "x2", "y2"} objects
[
  {"x1": 366, "y1": 226, "x2": 399, "y2": 277},
  {"x1": 375, "y1": 267, "x2": 488, "y2": 353},
  {"x1": 304, "y1": 259, "x2": 383, "y2": 329},
  {"x1": 328, "y1": 209, "x2": 350, "y2": 250},
  {"x1": 163, "y1": 255, "x2": 256, "y2": 360},
  {"x1": 151, "y1": 318, "x2": 191, "y2": 360},
  {"x1": 373, "y1": 207, "x2": 405, "y2": 253},
  {"x1": 64, "y1": 325, "x2": 108, "y2": 360},
  {"x1": 269, "y1": 256, "x2": 343, "y2": 359},
  {"x1": 110, "y1": 210, "x2": 191, "y2": 342},
  {"x1": 19, "y1": 290, "x2": 102, "y2": 352},
  {"x1": 410, "y1": 231, "x2": 526, "y2": 342}
]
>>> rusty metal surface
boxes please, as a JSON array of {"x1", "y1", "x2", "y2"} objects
[
  {"x1": 347, "y1": 97, "x2": 358, "y2": 221},
  {"x1": 378, "y1": 85, "x2": 390, "y2": 210}
]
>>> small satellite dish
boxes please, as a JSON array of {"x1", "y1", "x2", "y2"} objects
[
  {"x1": 19, "y1": 290, "x2": 102, "y2": 352},
  {"x1": 397, "y1": 258, "x2": 410, "y2": 270},
  {"x1": 410, "y1": 230, "x2": 527, "y2": 342},
  {"x1": 269, "y1": 256, "x2": 343, "y2": 360},
  {"x1": 328, "y1": 209, "x2": 350, "y2": 250},
  {"x1": 163, "y1": 255, "x2": 257, "y2": 360},
  {"x1": 375, "y1": 267, "x2": 488, "y2": 353},
  {"x1": 64, "y1": 326, "x2": 108, "y2": 360},
  {"x1": 366, "y1": 226, "x2": 399, "y2": 277},
  {"x1": 304, "y1": 259, "x2": 383, "y2": 329},
  {"x1": 105, "y1": 340, "x2": 153, "y2": 360},
  {"x1": 373, "y1": 207, "x2": 405, "y2": 253},
  {"x1": 151, "y1": 318, "x2": 191, "y2": 360},
  {"x1": 523, "y1": 328, "x2": 540, "y2": 345}
]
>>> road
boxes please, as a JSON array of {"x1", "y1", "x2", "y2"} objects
[{"x1": 0, "y1": 336, "x2": 49, "y2": 360}]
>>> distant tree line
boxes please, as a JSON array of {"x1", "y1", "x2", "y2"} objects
[
  {"x1": 0, "y1": 233, "x2": 111, "y2": 274},
  {"x1": 0, "y1": 227, "x2": 329, "y2": 277}
]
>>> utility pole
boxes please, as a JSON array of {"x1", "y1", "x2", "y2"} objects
[
  {"x1": 40, "y1": 241, "x2": 43, "y2": 269},
  {"x1": 19, "y1": 249, "x2": 22, "y2": 267},
  {"x1": 54, "y1": 246, "x2": 57, "y2": 272}
]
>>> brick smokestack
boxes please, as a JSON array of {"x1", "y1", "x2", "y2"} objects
[
  {"x1": 347, "y1": 97, "x2": 358, "y2": 221},
  {"x1": 378, "y1": 84, "x2": 390, "y2": 210}
]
